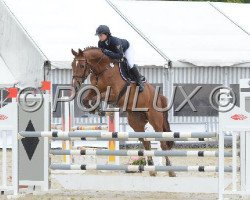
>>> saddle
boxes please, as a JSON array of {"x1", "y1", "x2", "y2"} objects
[{"x1": 117, "y1": 57, "x2": 146, "y2": 84}]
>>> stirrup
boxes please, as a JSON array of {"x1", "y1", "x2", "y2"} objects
[{"x1": 137, "y1": 83, "x2": 144, "y2": 93}]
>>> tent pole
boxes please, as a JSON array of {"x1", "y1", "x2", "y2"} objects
[
  {"x1": 208, "y1": 2, "x2": 250, "y2": 36},
  {"x1": 106, "y1": 0, "x2": 171, "y2": 67}
]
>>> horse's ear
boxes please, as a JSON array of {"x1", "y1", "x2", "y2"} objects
[
  {"x1": 78, "y1": 48, "x2": 83, "y2": 55},
  {"x1": 71, "y1": 49, "x2": 77, "y2": 56}
]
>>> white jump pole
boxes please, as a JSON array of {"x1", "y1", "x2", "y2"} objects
[
  {"x1": 11, "y1": 98, "x2": 18, "y2": 196},
  {"x1": 232, "y1": 132, "x2": 237, "y2": 192},
  {"x1": 43, "y1": 93, "x2": 50, "y2": 191},
  {"x1": 12, "y1": 126, "x2": 18, "y2": 196},
  {"x1": 240, "y1": 79, "x2": 250, "y2": 195},
  {"x1": 62, "y1": 100, "x2": 71, "y2": 164},
  {"x1": 218, "y1": 129, "x2": 225, "y2": 200},
  {"x1": 1, "y1": 130, "x2": 7, "y2": 190}
]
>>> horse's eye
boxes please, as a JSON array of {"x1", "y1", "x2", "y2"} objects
[{"x1": 80, "y1": 64, "x2": 84, "y2": 68}]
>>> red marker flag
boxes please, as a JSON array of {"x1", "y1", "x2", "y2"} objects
[
  {"x1": 41, "y1": 81, "x2": 51, "y2": 91},
  {"x1": 6, "y1": 88, "x2": 18, "y2": 99}
]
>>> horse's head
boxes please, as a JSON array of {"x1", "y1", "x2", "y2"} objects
[{"x1": 71, "y1": 47, "x2": 106, "y2": 92}]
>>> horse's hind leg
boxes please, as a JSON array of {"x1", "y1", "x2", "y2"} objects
[
  {"x1": 127, "y1": 111, "x2": 156, "y2": 176},
  {"x1": 160, "y1": 141, "x2": 176, "y2": 177},
  {"x1": 147, "y1": 109, "x2": 176, "y2": 177},
  {"x1": 141, "y1": 140, "x2": 157, "y2": 176}
]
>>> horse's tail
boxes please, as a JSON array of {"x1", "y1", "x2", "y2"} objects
[{"x1": 159, "y1": 95, "x2": 174, "y2": 149}]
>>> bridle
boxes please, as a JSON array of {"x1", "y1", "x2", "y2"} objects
[
  {"x1": 72, "y1": 52, "x2": 111, "y2": 85},
  {"x1": 72, "y1": 58, "x2": 90, "y2": 83}
]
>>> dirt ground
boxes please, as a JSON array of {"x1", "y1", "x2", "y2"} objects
[{"x1": 0, "y1": 149, "x2": 246, "y2": 200}]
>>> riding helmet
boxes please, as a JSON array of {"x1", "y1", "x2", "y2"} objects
[{"x1": 95, "y1": 25, "x2": 111, "y2": 36}]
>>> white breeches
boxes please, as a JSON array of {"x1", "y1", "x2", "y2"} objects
[{"x1": 124, "y1": 43, "x2": 135, "y2": 69}]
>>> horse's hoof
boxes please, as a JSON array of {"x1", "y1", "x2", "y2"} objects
[
  {"x1": 169, "y1": 171, "x2": 176, "y2": 177},
  {"x1": 149, "y1": 171, "x2": 157, "y2": 176}
]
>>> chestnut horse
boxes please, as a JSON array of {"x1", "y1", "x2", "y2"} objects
[{"x1": 71, "y1": 47, "x2": 175, "y2": 177}]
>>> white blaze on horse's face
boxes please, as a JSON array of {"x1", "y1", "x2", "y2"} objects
[{"x1": 75, "y1": 60, "x2": 78, "y2": 67}]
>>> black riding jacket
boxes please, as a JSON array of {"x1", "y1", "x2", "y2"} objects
[{"x1": 98, "y1": 35, "x2": 130, "y2": 59}]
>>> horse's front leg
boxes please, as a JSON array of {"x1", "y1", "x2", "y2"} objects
[
  {"x1": 81, "y1": 89, "x2": 99, "y2": 110},
  {"x1": 89, "y1": 89, "x2": 118, "y2": 105},
  {"x1": 99, "y1": 91, "x2": 118, "y2": 103},
  {"x1": 90, "y1": 91, "x2": 107, "y2": 105},
  {"x1": 88, "y1": 91, "x2": 112, "y2": 114},
  {"x1": 90, "y1": 91, "x2": 118, "y2": 115}
]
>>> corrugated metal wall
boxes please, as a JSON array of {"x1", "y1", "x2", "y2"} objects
[
  {"x1": 166, "y1": 66, "x2": 250, "y2": 132},
  {"x1": 51, "y1": 66, "x2": 250, "y2": 132}
]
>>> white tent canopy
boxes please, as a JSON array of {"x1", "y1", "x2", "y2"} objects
[
  {"x1": 2, "y1": 0, "x2": 250, "y2": 68},
  {"x1": 3, "y1": 0, "x2": 166, "y2": 68},
  {"x1": 0, "y1": 0, "x2": 47, "y2": 87},
  {"x1": 214, "y1": 2, "x2": 250, "y2": 35},
  {"x1": 110, "y1": 0, "x2": 250, "y2": 67},
  {"x1": 0, "y1": 56, "x2": 16, "y2": 87}
]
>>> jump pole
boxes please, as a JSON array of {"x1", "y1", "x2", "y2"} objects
[
  {"x1": 107, "y1": 112, "x2": 119, "y2": 164},
  {"x1": 61, "y1": 100, "x2": 72, "y2": 164},
  {"x1": 61, "y1": 101, "x2": 119, "y2": 164}
]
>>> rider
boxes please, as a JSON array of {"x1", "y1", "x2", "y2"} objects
[{"x1": 95, "y1": 25, "x2": 144, "y2": 92}]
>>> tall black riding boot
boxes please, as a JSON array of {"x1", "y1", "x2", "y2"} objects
[{"x1": 129, "y1": 65, "x2": 144, "y2": 93}]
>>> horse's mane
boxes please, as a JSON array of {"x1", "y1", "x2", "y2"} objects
[{"x1": 83, "y1": 46, "x2": 100, "y2": 51}]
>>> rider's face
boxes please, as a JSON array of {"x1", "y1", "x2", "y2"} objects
[{"x1": 98, "y1": 34, "x2": 107, "y2": 42}]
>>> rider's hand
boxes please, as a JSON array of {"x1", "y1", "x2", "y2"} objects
[{"x1": 103, "y1": 49, "x2": 111, "y2": 55}]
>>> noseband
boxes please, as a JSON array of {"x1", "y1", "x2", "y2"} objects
[
  {"x1": 72, "y1": 58, "x2": 91, "y2": 82},
  {"x1": 72, "y1": 53, "x2": 111, "y2": 84}
]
